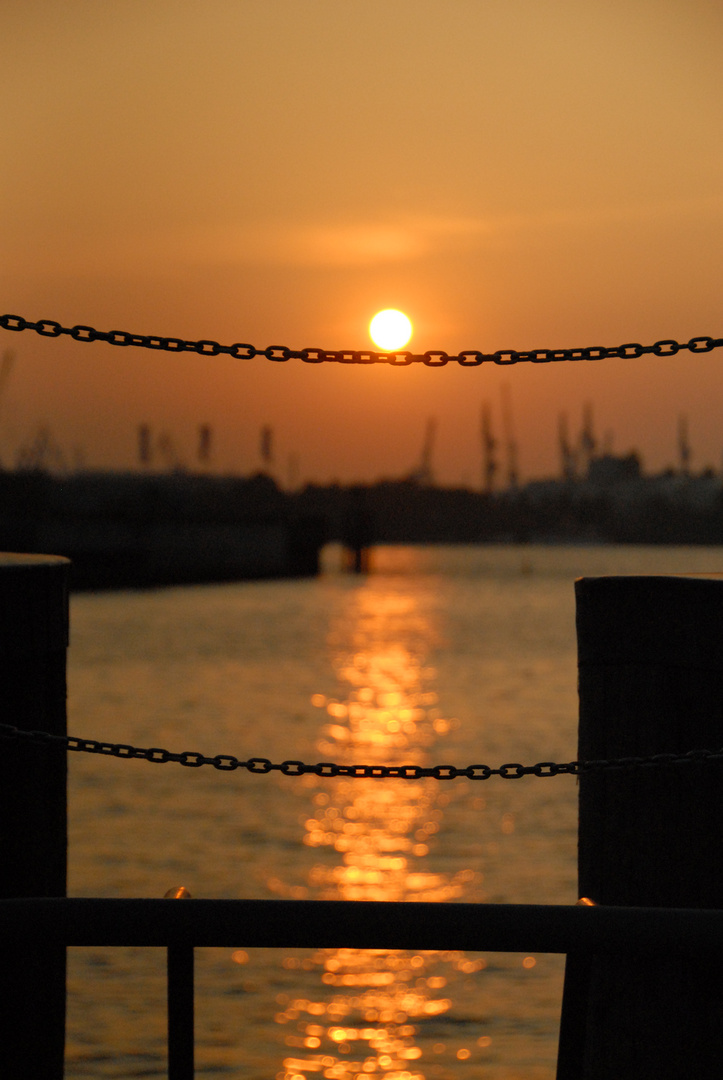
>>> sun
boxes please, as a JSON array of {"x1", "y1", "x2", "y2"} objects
[{"x1": 369, "y1": 309, "x2": 413, "y2": 351}]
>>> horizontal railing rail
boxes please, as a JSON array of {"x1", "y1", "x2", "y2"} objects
[
  {"x1": 7, "y1": 896, "x2": 723, "y2": 1079},
  {"x1": 3, "y1": 897, "x2": 723, "y2": 954}
]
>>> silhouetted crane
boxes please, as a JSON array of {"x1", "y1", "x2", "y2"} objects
[
  {"x1": 558, "y1": 413, "x2": 576, "y2": 481},
  {"x1": 409, "y1": 417, "x2": 436, "y2": 486},
  {"x1": 198, "y1": 423, "x2": 212, "y2": 465},
  {"x1": 500, "y1": 384, "x2": 518, "y2": 489},
  {"x1": 678, "y1": 415, "x2": 691, "y2": 476},
  {"x1": 579, "y1": 403, "x2": 596, "y2": 476},
  {"x1": 138, "y1": 424, "x2": 152, "y2": 466},
  {"x1": 481, "y1": 403, "x2": 498, "y2": 493},
  {"x1": 260, "y1": 425, "x2": 274, "y2": 469}
]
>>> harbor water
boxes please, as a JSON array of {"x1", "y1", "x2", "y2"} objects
[{"x1": 64, "y1": 544, "x2": 723, "y2": 1079}]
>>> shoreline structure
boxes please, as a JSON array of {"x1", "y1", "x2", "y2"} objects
[{"x1": 2, "y1": 453, "x2": 722, "y2": 588}]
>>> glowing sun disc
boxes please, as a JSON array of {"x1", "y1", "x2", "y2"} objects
[{"x1": 369, "y1": 309, "x2": 412, "y2": 351}]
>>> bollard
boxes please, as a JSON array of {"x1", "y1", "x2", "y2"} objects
[
  {"x1": 557, "y1": 576, "x2": 723, "y2": 1080},
  {"x1": 0, "y1": 554, "x2": 70, "y2": 1079}
]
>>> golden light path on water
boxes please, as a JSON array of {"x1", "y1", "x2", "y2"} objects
[{"x1": 270, "y1": 584, "x2": 490, "y2": 1080}]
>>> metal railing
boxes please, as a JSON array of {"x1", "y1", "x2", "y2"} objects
[{"x1": 2, "y1": 896, "x2": 722, "y2": 1080}]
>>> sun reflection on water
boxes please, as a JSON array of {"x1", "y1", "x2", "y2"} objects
[{"x1": 271, "y1": 583, "x2": 486, "y2": 1079}]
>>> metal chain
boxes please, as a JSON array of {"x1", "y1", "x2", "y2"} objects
[
  {"x1": 2, "y1": 314, "x2": 721, "y2": 367},
  {"x1": 1, "y1": 723, "x2": 722, "y2": 780}
]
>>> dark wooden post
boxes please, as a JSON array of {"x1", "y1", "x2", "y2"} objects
[
  {"x1": 0, "y1": 554, "x2": 70, "y2": 1079},
  {"x1": 557, "y1": 575, "x2": 723, "y2": 1080}
]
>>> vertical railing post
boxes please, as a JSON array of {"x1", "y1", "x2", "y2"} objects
[
  {"x1": 557, "y1": 575, "x2": 723, "y2": 1080},
  {"x1": 0, "y1": 553, "x2": 70, "y2": 1080},
  {"x1": 165, "y1": 886, "x2": 195, "y2": 1079}
]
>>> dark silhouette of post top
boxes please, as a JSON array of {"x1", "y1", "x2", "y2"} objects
[
  {"x1": 0, "y1": 553, "x2": 70, "y2": 1079},
  {"x1": 557, "y1": 575, "x2": 723, "y2": 1080}
]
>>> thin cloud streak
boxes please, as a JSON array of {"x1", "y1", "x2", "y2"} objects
[{"x1": 7, "y1": 194, "x2": 723, "y2": 278}]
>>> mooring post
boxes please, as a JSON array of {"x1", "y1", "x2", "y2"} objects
[
  {"x1": 0, "y1": 554, "x2": 70, "y2": 1079},
  {"x1": 557, "y1": 575, "x2": 723, "y2": 1080}
]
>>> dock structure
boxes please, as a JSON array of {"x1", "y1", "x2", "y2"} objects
[{"x1": 1, "y1": 558, "x2": 722, "y2": 1078}]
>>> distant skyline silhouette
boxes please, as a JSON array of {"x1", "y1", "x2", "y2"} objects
[{"x1": 2, "y1": 0, "x2": 723, "y2": 485}]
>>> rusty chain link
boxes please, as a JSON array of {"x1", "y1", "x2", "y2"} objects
[
  {"x1": 2, "y1": 314, "x2": 722, "y2": 367},
  {"x1": 1, "y1": 723, "x2": 721, "y2": 780}
]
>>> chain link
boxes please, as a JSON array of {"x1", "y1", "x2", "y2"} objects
[
  {"x1": 2, "y1": 314, "x2": 721, "y2": 367},
  {"x1": 1, "y1": 723, "x2": 722, "y2": 780}
]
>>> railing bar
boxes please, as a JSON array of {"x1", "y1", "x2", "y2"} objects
[
  {"x1": 555, "y1": 953, "x2": 593, "y2": 1080},
  {"x1": 168, "y1": 944, "x2": 194, "y2": 1080},
  {"x1": 1, "y1": 899, "x2": 722, "y2": 955}
]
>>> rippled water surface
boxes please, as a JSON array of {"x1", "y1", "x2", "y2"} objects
[{"x1": 65, "y1": 544, "x2": 723, "y2": 1078}]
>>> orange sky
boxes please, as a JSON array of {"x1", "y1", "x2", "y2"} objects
[{"x1": 2, "y1": 0, "x2": 723, "y2": 486}]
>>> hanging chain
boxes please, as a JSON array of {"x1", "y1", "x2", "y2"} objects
[
  {"x1": 1, "y1": 723, "x2": 722, "y2": 780},
  {"x1": 2, "y1": 314, "x2": 721, "y2": 367}
]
